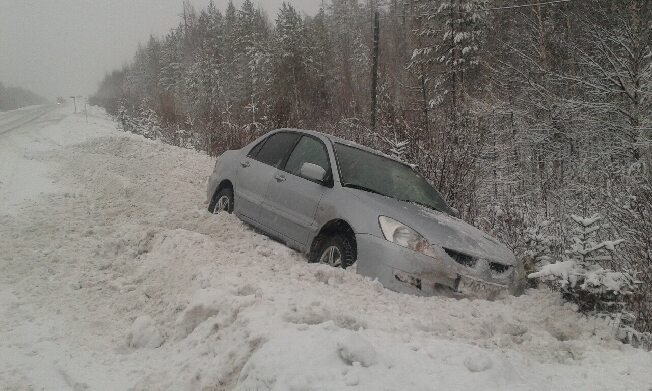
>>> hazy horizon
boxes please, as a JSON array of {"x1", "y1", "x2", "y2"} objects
[{"x1": 0, "y1": 0, "x2": 322, "y2": 100}]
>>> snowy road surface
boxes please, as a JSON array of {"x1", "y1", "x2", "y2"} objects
[
  {"x1": 0, "y1": 105, "x2": 63, "y2": 211},
  {"x1": 1, "y1": 105, "x2": 651, "y2": 390}
]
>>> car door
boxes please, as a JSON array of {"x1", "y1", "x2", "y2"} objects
[
  {"x1": 260, "y1": 135, "x2": 332, "y2": 247},
  {"x1": 236, "y1": 132, "x2": 300, "y2": 222}
]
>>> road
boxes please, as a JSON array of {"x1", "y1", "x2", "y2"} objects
[
  {"x1": 0, "y1": 105, "x2": 71, "y2": 213},
  {"x1": 0, "y1": 104, "x2": 59, "y2": 136}
]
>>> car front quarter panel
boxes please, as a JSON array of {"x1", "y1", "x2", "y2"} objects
[{"x1": 311, "y1": 186, "x2": 385, "y2": 239}]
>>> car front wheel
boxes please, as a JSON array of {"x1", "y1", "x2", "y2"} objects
[
  {"x1": 211, "y1": 188, "x2": 234, "y2": 214},
  {"x1": 317, "y1": 235, "x2": 355, "y2": 269}
]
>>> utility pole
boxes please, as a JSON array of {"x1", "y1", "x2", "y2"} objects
[{"x1": 370, "y1": 10, "x2": 380, "y2": 132}]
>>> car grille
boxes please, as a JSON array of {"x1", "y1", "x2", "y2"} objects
[
  {"x1": 444, "y1": 248, "x2": 512, "y2": 276},
  {"x1": 489, "y1": 262, "x2": 513, "y2": 277},
  {"x1": 444, "y1": 248, "x2": 477, "y2": 268},
  {"x1": 489, "y1": 262, "x2": 511, "y2": 274}
]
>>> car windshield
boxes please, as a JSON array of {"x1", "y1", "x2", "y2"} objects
[{"x1": 334, "y1": 143, "x2": 455, "y2": 215}]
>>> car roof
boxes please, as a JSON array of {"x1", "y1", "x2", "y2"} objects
[{"x1": 275, "y1": 128, "x2": 405, "y2": 165}]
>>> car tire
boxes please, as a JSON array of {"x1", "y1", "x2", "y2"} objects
[
  {"x1": 316, "y1": 235, "x2": 356, "y2": 269},
  {"x1": 211, "y1": 187, "x2": 234, "y2": 214}
]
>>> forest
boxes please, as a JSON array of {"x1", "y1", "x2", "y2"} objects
[
  {"x1": 0, "y1": 82, "x2": 48, "y2": 111},
  {"x1": 91, "y1": 0, "x2": 650, "y2": 338}
]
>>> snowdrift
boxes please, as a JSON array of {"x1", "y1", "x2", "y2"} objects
[{"x1": 1, "y1": 106, "x2": 651, "y2": 390}]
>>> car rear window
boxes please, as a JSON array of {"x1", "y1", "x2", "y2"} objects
[{"x1": 253, "y1": 132, "x2": 300, "y2": 168}]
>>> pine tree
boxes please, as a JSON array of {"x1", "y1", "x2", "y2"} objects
[
  {"x1": 410, "y1": 0, "x2": 487, "y2": 118},
  {"x1": 305, "y1": 7, "x2": 334, "y2": 120},
  {"x1": 529, "y1": 214, "x2": 634, "y2": 314},
  {"x1": 234, "y1": 0, "x2": 271, "y2": 129},
  {"x1": 271, "y1": 3, "x2": 310, "y2": 126}
]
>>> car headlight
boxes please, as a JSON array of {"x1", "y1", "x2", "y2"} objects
[{"x1": 378, "y1": 216, "x2": 429, "y2": 254}]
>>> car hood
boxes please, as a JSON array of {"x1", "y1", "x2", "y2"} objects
[{"x1": 346, "y1": 189, "x2": 516, "y2": 265}]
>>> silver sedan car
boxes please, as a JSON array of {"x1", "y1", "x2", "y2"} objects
[{"x1": 207, "y1": 129, "x2": 522, "y2": 298}]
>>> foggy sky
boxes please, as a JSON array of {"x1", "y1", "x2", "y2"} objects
[{"x1": 0, "y1": 0, "x2": 322, "y2": 100}]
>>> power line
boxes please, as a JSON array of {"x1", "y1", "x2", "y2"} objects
[
  {"x1": 385, "y1": 0, "x2": 572, "y2": 18},
  {"x1": 482, "y1": 0, "x2": 572, "y2": 12}
]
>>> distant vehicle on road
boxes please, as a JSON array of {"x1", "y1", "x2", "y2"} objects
[
  {"x1": 56, "y1": 97, "x2": 66, "y2": 105},
  {"x1": 207, "y1": 129, "x2": 523, "y2": 298}
]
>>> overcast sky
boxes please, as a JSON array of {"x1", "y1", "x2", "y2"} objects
[{"x1": 0, "y1": 0, "x2": 322, "y2": 100}]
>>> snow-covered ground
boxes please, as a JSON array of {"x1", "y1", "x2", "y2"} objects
[{"x1": 1, "y1": 105, "x2": 651, "y2": 390}]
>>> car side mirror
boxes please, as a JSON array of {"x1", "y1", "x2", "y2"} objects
[{"x1": 300, "y1": 162, "x2": 326, "y2": 183}]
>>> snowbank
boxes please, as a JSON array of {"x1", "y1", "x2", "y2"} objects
[{"x1": 1, "y1": 105, "x2": 651, "y2": 390}]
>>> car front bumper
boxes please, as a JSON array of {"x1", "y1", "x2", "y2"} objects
[{"x1": 355, "y1": 233, "x2": 516, "y2": 298}]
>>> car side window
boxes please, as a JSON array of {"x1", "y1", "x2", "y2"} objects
[
  {"x1": 253, "y1": 132, "x2": 300, "y2": 168},
  {"x1": 247, "y1": 138, "x2": 267, "y2": 158},
  {"x1": 284, "y1": 136, "x2": 331, "y2": 180}
]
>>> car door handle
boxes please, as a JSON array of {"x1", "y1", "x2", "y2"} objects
[
  {"x1": 274, "y1": 174, "x2": 286, "y2": 182},
  {"x1": 240, "y1": 160, "x2": 250, "y2": 168}
]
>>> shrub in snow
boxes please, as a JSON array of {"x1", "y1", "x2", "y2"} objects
[
  {"x1": 528, "y1": 214, "x2": 635, "y2": 314},
  {"x1": 479, "y1": 204, "x2": 561, "y2": 291},
  {"x1": 117, "y1": 102, "x2": 134, "y2": 133},
  {"x1": 606, "y1": 172, "x2": 652, "y2": 335},
  {"x1": 479, "y1": 204, "x2": 525, "y2": 253},
  {"x1": 385, "y1": 135, "x2": 410, "y2": 162},
  {"x1": 137, "y1": 104, "x2": 161, "y2": 140},
  {"x1": 128, "y1": 315, "x2": 164, "y2": 349},
  {"x1": 614, "y1": 312, "x2": 652, "y2": 351},
  {"x1": 523, "y1": 220, "x2": 556, "y2": 288}
]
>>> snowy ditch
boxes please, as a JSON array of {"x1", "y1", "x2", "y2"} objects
[{"x1": 0, "y1": 106, "x2": 651, "y2": 390}]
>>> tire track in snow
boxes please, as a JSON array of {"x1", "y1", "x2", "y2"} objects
[{"x1": 0, "y1": 105, "x2": 57, "y2": 136}]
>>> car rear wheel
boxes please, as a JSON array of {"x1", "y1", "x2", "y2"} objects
[
  {"x1": 317, "y1": 235, "x2": 355, "y2": 269},
  {"x1": 211, "y1": 188, "x2": 234, "y2": 214}
]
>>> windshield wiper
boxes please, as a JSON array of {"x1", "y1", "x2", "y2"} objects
[
  {"x1": 343, "y1": 183, "x2": 385, "y2": 196},
  {"x1": 399, "y1": 199, "x2": 441, "y2": 212}
]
